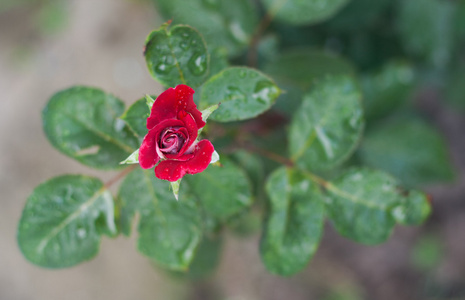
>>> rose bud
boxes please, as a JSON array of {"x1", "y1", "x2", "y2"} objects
[{"x1": 138, "y1": 85, "x2": 215, "y2": 182}]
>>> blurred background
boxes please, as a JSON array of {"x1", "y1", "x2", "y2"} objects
[{"x1": 1, "y1": 0, "x2": 464, "y2": 299}]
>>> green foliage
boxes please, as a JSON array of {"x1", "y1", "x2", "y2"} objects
[
  {"x1": 120, "y1": 98, "x2": 151, "y2": 141},
  {"x1": 398, "y1": 0, "x2": 456, "y2": 68},
  {"x1": 145, "y1": 24, "x2": 210, "y2": 88},
  {"x1": 153, "y1": 0, "x2": 258, "y2": 56},
  {"x1": 19, "y1": 0, "x2": 458, "y2": 279},
  {"x1": 261, "y1": 168, "x2": 324, "y2": 276},
  {"x1": 358, "y1": 116, "x2": 455, "y2": 187},
  {"x1": 289, "y1": 75, "x2": 364, "y2": 172},
  {"x1": 118, "y1": 168, "x2": 202, "y2": 270},
  {"x1": 200, "y1": 67, "x2": 281, "y2": 122},
  {"x1": 43, "y1": 87, "x2": 139, "y2": 170},
  {"x1": 261, "y1": 0, "x2": 349, "y2": 25},
  {"x1": 361, "y1": 61, "x2": 415, "y2": 121},
  {"x1": 325, "y1": 168, "x2": 430, "y2": 244},
  {"x1": 185, "y1": 160, "x2": 253, "y2": 222},
  {"x1": 18, "y1": 175, "x2": 116, "y2": 268}
]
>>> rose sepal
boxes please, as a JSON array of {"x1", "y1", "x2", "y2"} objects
[{"x1": 120, "y1": 149, "x2": 140, "y2": 165}]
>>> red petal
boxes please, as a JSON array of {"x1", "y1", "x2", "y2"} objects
[
  {"x1": 139, "y1": 119, "x2": 184, "y2": 169},
  {"x1": 147, "y1": 87, "x2": 177, "y2": 129},
  {"x1": 154, "y1": 140, "x2": 214, "y2": 182},
  {"x1": 177, "y1": 110, "x2": 198, "y2": 154},
  {"x1": 175, "y1": 85, "x2": 205, "y2": 129},
  {"x1": 147, "y1": 85, "x2": 205, "y2": 130}
]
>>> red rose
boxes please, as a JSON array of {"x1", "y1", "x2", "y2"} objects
[{"x1": 138, "y1": 85, "x2": 214, "y2": 181}]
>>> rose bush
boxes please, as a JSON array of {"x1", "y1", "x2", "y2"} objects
[{"x1": 138, "y1": 84, "x2": 214, "y2": 181}]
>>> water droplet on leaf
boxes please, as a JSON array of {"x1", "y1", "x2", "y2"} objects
[
  {"x1": 252, "y1": 80, "x2": 279, "y2": 104},
  {"x1": 188, "y1": 53, "x2": 207, "y2": 76},
  {"x1": 226, "y1": 86, "x2": 246, "y2": 103}
]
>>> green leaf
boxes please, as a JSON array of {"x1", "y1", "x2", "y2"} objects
[
  {"x1": 200, "y1": 67, "x2": 281, "y2": 122},
  {"x1": 325, "y1": 168, "x2": 419, "y2": 245},
  {"x1": 358, "y1": 116, "x2": 455, "y2": 187},
  {"x1": 392, "y1": 190, "x2": 431, "y2": 226},
  {"x1": 362, "y1": 61, "x2": 415, "y2": 121},
  {"x1": 118, "y1": 168, "x2": 202, "y2": 270},
  {"x1": 263, "y1": 49, "x2": 355, "y2": 115},
  {"x1": 18, "y1": 175, "x2": 116, "y2": 268},
  {"x1": 120, "y1": 149, "x2": 139, "y2": 165},
  {"x1": 260, "y1": 167, "x2": 325, "y2": 276},
  {"x1": 263, "y1": 49, "x2": 355, "y2": 90},
  {"x1": 185, "y1": 160, "x2": 253, "y2": 222},
  {"x1": 43, "y1": 86, "x2": 139, "y2": 170},
  {"x1": 146, "y1": 94, "x2": 155, "y2": 110},
  {"x1": 261, "y1": 0, "x2": 349, "y2": 25},
  {"x1": 289, "y1": 75, "x2": 364, "y2": 172},
  {"x1": 325, "y1": 0, "x2": 391, "y2": 32},
  {"x1": 398, "y1": 0, "x2": 456, "y2": 68},
  {"x1": 230, "y1": 150, "x2": 265, "y2": 197},
  {"x1": 153, "y1": 0, "x2": 258, "y2": 56},
  {"x1": 145, "y1": 24, "x2": 209, "y2": 88},
  {"x1": 120, "y1": 98, "x2": 150, "y2": 141},
  {"x1": 170, "y1": 236, "x2": 223, "y2": 279}
]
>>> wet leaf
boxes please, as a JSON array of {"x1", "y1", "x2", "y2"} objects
[
  {"x1": 200, "y1": 67, "x2": 281, "y2": 122},
  {"x1": 18, "y1": 175, "x2": 116, "y2": 268},
  {"x1": 289, "y1": 75, "x2": 364, "y2": 172},
  {"x1": 325, "y1": 168, "x2": 429, "y2": 244},
  {"x1": 43, "y1": 86, "x2": 139, "y2": 170},
  {"x1": 261, "y1": 167, "x2": 325, "y2": 276},
  {"x1": 145, "y1": 24, "x2": 209, "y2": 88},
  {"x1": 185, "y1": 159, "x2": 253, "y2": 222},
  {"x1": 118, "y1": 168, "x2": 202, "y2": 270},
  {"x1": 153, "y1": 0, "x2": 258, "y2": 56},
  {"x1": 120, "y1": 97, "x2": 151, "y2": 142}
]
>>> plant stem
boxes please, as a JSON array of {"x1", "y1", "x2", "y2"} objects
[
  {"x1": 244, "y1": 143, "x2": 294, "y2": 167},
  {"x1": 247, "y1": 13, "x2": 273, "y2": 67},
  {"x1": 241, "y1": 144, "x2": 332, "y2": 189},
  {"x1": 104, "y1": 165, "x2": 137, "y2": 189}
]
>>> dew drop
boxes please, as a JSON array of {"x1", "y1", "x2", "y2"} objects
[
  {"x1": 225, "y1": 86, "x2": 246, "y2": 103},
  {"x1": 155, "y1": 55, "x2": 175, "y2": 74},
  {"x1": 77, "y1": 228, "x2": 87, "y2": 239},
  {"x1": 238, "y1": 70, "x2": 247, "y2": 78},
  {"x1": 252, "y1": 80, "x2": 279, "y2": 104},
  {"x1": 180, "y1": 42, "x2": 189, "y2": 50},
  {"x1": 188, "y1": 53, "x2": 207, "y2": 76}
]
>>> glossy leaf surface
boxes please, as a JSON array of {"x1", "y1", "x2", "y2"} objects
[
  {"x1": 145, "y1": 24, "x2": 209, "y2": 88},
  {"x1": 200, "y1": 67, "x2": 281, "y2": 122},
  {"x1": 325, "y1": 168, "x2": 430, "y2": 244},
  {"x1": 118, "y1": 168, "x2": 202, "y2": 270},
  {"x1": 289, "y1": 76, "x2": 364, "y2": 172},
  {"x1": 153, "y1": 0, "x2": 258, "y2": 56},
  {"x1": 185, "y1": 160, "x2": 253, "y2": 222},
  {"x1": 18, "y1": 175, "x2": 116, "y2": 268},
  {"x1": 261, "y1": 167, "x2": 325, "y2": 276},
  {"x1": 43, "y1": 87, "x2": 139, "y2": 169}
]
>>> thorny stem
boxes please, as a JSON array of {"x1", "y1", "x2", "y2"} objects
[{"x1": 104, "y1": 165, "x2": 137, "y2": 189}]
